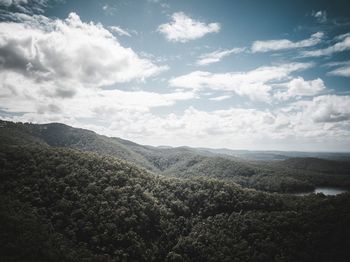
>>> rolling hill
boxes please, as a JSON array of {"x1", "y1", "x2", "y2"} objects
[
  {"x1": 1, "y1": 119, "x2": 350, "y2": 193},
  {"x1": 1, "y1": 125, "x2": 350, "y2": 261}
]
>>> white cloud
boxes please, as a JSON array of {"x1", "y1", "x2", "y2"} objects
[
  {"x1": 251, "y1": 32, "x2": 324, "y2": 53},
  {"x1": 324, "y1": 60, "x2": 350, "y2": 77},
  {"x1": 0, "y1": 67, "x2": 196, "y2": 125},
  {"x1": 301, "y1": 34, "x2": 350, "y2": 57},
  {"x1": 169, "y1": 63, "x2": 312, "y2": 102},
  {"x1": 87, "y1": 101, "x2": 350, "y2": 150},
  {"x1": 323, "y1": 60, "x2": 350, "y2": 68},
  {"x1": 275, "y1": 77, "x2": 326, "y2": 100},
  {"x1": 2, "y1": 72, "x2": 350, "y2": 150},
  {"x1": 299, "y1": 95, "x2": 350, "y2": 123},
  {"x1": 0, "y1": 12, "x2": 167, "y2": 95},
  {"x1": 109, "y1": 25, "x2": 131, "y2": 37},
  {"x1": 209, "y1": 95, "x2": 231, "y2": 101},
  {"x1": 313, "y1": 10, "x2": 327, "y2": 23},
  {"x1": 335, "y1": 33, "x2": 350, "y2": 41},
  {"x1": 196, "y1": 48, "x2": 245, "y2": 66},
  {"x1": 157, "y1": 12, "x2": 220, "y2": 43},
  {"x1": 328, "y1": 65, "x2": 350, "y2": 77}
]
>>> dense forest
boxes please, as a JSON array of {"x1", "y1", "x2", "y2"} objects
[
  {"x1": 1, "y1": 120, "x2": 350, "y2": 261},
  {"x1": 1, "y1": 120, "x2": 350, "y2": 193}
]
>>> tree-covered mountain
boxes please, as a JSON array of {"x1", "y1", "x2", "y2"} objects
[
  {"x1": 195, "y1": 147, "x2": 350, "y2": 161},
  {"x1": 0, "y1": 120, "x2": 213, "y2": 173},
  {"x1": 1, "y1": 120, "x2": 349, "y2": 193},
  {"x1": 275, "y1": 157, "x2": 350, "y2": 175},
  {"x1": 1, "y1": 131, "x2": 350, "y2": 261}
]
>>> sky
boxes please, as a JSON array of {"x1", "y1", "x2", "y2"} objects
[{"x1": 0, "y1": 0, "x2": 350, "y2": 152}]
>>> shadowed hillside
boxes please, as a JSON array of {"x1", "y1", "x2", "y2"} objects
[
  {"x1": 277, "y1": 157, "x2": 350, "y2": 175},
  {"x1": 1, "y1": 130, "x2": 350, "y2": 261}
]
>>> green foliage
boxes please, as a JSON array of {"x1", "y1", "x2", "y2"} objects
[
  {"x1": 2, "y1": 120, "x2": 350, "y2": 193},
  {"x1": 1, "y1": 120, "x2": 350, "y2": 261},
  {"x1": 277, "y1": 157, "x2": 350, "y2": 175}
]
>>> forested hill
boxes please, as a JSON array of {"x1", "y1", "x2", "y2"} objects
[
  {"x1": 1, "y1": 130, "x2": 350, "y2": 261},
  {"x1": 0, "y1": 120, "x2": 218, "y2": 173},
  {"x1": 1, "y1": 120, "x2": 350, "y2": 193},
  {"x1": 0, "y1": 120, "x2": 158, "y2": 171},
  {"x1": 276, "y1": 157, "x2": 350, "y2": 175},
  {"x1": 195, "y1": 147, "x2": 350, "y2": 161}
]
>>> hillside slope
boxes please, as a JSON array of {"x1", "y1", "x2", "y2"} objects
[
  {"x1": 1, "y1": 139, "x2": 350, "y2": 261},
  {"x1": 0, "y1": 120, "x2": 212, "y2": 173},
  {"x1": 276, "y1": 157, "x2": 350, "y2": 175},
  {"x1": 1, "y1": 120, "x2": 350, "y2": 193}
]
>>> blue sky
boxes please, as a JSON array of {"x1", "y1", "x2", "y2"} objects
[{"x1": 0, "y1": 0, "x2": 350, "y2": 151}]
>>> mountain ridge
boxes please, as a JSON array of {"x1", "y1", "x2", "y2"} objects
[{"x1": 1, "y1": 119, "x2": 350, "y2": 193}]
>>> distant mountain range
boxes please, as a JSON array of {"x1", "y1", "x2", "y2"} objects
[
  {"x1": 194, "y1": 147, "x2": 350, "y2": 161},
  {"x1": 1, "y1": 119, "x2": 350, "y2": 193}
]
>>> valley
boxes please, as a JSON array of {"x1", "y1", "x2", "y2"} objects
[{"x1": 1, "y1": 120, "x2": 350, "y2": 261}]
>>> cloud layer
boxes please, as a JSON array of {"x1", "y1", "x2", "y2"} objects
[
  {"x1": 6, "y1": 94, "x2": 349, "y2": 151},
  {"x1": 170, "y1": 63, "x2": 312, "y2": 102},
  {"x1": 1, "y1": 5, "x2": 350, "y2": 151}
]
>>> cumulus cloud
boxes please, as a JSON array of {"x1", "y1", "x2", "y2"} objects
[
  {"x1": 0, "y1": 12, "x2": 167, "y2": 95},
  {"x1": 169, "y1": 63, "x2": 312, "y2": 102},
  {"x1": 196, "y1": 48, "x2": 245, "y2": 66},
  {"x1": 275, "y1": 77, "x2": 326, "y2": 101},
  {"x1": 301, "y1": 34, "x2": 350, "y2": 57},
  {"x1": 157, "y1": 12, "x2": 220, "y2": 43},
  {"x1": 251, "y1": 32, "x2": 324, "y2": 53},
  {"x1": 301, "y1": 95, "x2": 350, "y2": 123}
]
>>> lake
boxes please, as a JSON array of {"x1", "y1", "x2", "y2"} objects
[{"x1": 294, "y1": 187, "x2": 349, "y2": 196}]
